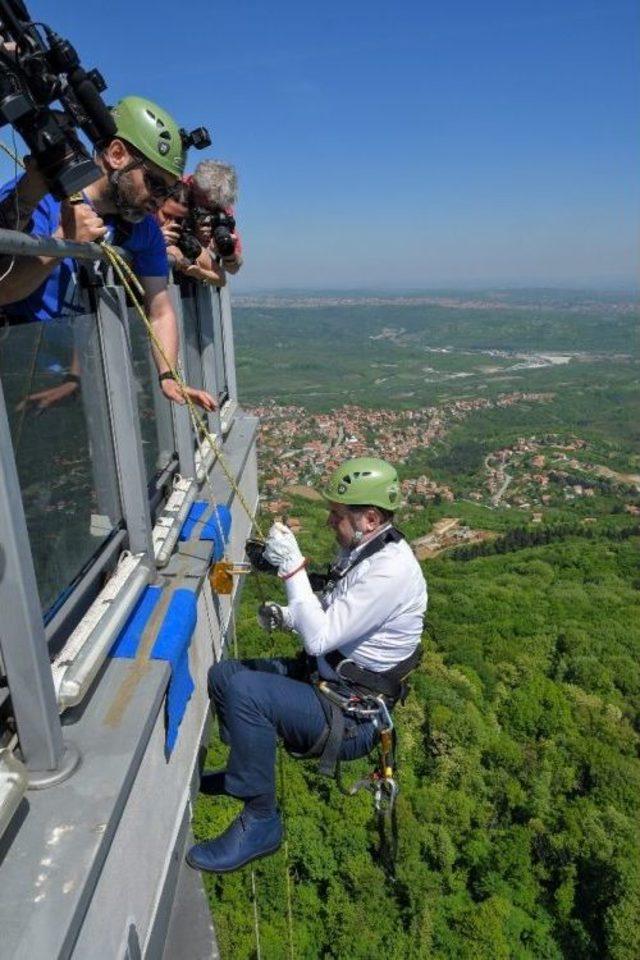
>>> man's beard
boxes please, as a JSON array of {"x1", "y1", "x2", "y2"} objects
[{"x1": 107, "y1": 169, "x2": 149, "y2": 223}]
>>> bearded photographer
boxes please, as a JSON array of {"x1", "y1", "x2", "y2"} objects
[
  {"x1": 187, "y1": 160, "x2": 243, "y2": 274},
  {"x1": 156, "y1": 184, "x2": 225, "y2": 287},
  {"x1": 0, "y1": 96, "x2": 215, "y2": 412}
]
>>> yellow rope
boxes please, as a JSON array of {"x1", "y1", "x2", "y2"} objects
[
  {"x1": 100, "y1": 246, "x2": 231, "y2": 556},
  {"x1": 100, "y1": 243, "x2": 265, "y2": 542}
]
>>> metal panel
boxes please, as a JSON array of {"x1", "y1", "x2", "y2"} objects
[
  {"x1": 218, "y1": 285, "x2": 238, "y2": 403},
  {"x1": 0, "y1": 382, "x2": 65, "y2": 773},
  {"x1": 95, "y1": 286, "x2": 155, "y2": 563}
]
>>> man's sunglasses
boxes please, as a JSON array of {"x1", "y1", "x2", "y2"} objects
[{"x1": 130, "y1": 155, "x2": 179, "y2": 201}]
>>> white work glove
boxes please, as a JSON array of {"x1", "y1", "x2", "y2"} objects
[
  {"x1": 263, "y1": 522, "x2": 306, "y2": 578},
  {"x1": 257, "y1": 602, "x2": 293, "y2": 632}
]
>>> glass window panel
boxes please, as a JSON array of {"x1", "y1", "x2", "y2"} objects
[
  {"x1": 127, "y1": 309, "x2": 175, "y2": 484},
  {"x1": 0, "y1": 315, "x2": 122, "y2": 615},
  {"x1": 178, "y1": 284, "x2": 204, "y2": 391}
]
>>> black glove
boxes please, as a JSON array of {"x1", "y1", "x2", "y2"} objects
[
  {"x1": 257, "y1": 602, "x2": 288, "y2": 632},
  {"x1": 245, "y1": 538, "x2": 279, "y2": 575}
]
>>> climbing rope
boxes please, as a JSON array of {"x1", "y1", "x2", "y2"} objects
[
  {"x1": 100, "y1": 243, "x2": 265, "y2": 561},
  {"x1": 277, "y1": 748, "x2": 296, "y2": 960},
  {"x1": 250, "y1": 868, "x2": 262, "y2": 960}
]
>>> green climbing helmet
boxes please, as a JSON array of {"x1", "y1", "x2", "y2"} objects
[
  {"x1": 111, "y1": 96, "x2": 185, "y2": 177},
  {"x1": 322, "y1": 457, "x2": 401, "y2": 512}
]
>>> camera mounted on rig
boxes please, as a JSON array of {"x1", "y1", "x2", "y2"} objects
[
  {"x1": 0, "y1": 0, "x2": 116, "y2": 198},
  {"x1": 180, "y1": 126, "x2": 211, "y2": 152}
]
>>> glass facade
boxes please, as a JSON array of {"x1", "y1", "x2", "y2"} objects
[
  {"x1": 0, "y1": 278, "x2": 233, "y2": 618},
  {"x1": 127, "y1": 308, "x2": 175, "y2": 484},
  {"x1": 0, "y1": 315, "x2": 122, "y2": 614}
]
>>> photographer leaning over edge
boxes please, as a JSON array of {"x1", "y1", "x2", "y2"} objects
[
  {"x1": 0, "y1": 96, "x2": 215, "y2": 412},
  {"x1": 187, "y1": 160, "x2": 243, "y2": 274},
  {"x1": 156, "y1": 184, "x2": 226, "y2": 287}
]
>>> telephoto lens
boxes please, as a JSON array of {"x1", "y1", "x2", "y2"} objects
[
  {"x1": 210, "y1": 210, "x2": 236, "y2": 258},
  {"x1": 176, "y1": 232, "x2": 202, "y2": 262}
]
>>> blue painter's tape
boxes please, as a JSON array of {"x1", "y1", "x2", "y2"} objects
[
  {"x1": 179, "y1": 501, "x2": 208, "y2": 540},
  {"x1": 179, "y1": 502, "x2": 232, "y2": 562},
  {"x1": 151, "y1": 589, "x2": 197, "y2": 757},
  {"x1": 109, "y1": 586, "x2": 162, "y2": 658},
  {"x1": 109, "y1": 585, "x2": 197, "y2": 757}
]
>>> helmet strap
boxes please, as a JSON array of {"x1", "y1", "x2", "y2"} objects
[{"x1": 348, "y1": 511, "x2": 365, "y2": 548}]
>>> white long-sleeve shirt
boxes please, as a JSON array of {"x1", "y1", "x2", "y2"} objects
[{"x1": 283, "y1": 533, "x2": 428, "y2": 679}]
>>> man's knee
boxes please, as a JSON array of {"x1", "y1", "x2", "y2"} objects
[
  {"x1": 226, "y1": 669, "x2": 267, "y2": 708},
  {"x1": 207, "y1": 658, "x2": 242, "y2": 702}
]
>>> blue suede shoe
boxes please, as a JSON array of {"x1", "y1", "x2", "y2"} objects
[
  {"x1": 187, "y1": 810, "x2": 283, "y2": 873},
  {"x1": 199, "y1": 769, "x2": 227, "y2": 796}
]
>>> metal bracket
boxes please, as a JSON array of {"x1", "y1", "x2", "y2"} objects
[{"x1": 209, "y1": 560, "x2": 251, "y2": 595}]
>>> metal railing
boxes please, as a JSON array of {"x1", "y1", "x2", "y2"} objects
[{"x1": 0, "y1": 227, "x2": 239, "y2": 828}]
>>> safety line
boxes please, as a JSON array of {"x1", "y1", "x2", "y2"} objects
[
  {"x1": 277, "y1": 749, "x2": 295, "y2": 960},
  {"x1": 101, "y1": 243, "x2": 265, "y2": 548},
  {"x1": 250, "y1": 868, "x2": 262, "y2": 960},
  {"x1": 103, "y1": 242, "x2": 263, "y2": 538},
  {"x1": 99, "y1": 246, "x2": 230, "y2": 559}
]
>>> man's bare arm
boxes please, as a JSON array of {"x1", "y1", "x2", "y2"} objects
[
  {"x1": 142, "y1": 276, "x2": 216, "y2": 411},
  {"x1": 184, "y1": 248, "x2": 226, "y2": 287}
]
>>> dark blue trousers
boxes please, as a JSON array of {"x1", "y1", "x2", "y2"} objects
[{"x1": 207, "y1": 657, "x2": 378, "y2": 799}]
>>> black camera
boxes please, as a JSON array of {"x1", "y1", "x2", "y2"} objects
[
  {"x1": 209, "y1": 209, "x2": 236, "y2": 258},
  {"x1": 0, "y1": 0, "x2": 116, "y2": 198},
  {"x1": 245, "y1": 539, "x2": 278, "y2": 575},
  {"x1": 175, "y1": 205, "x2": 210, "y2": 263},
  {"x1": 180, "y1": 126, "x2": 211, "y2": 151},
  {"x1": 176, "y1": 230, "x2": 201, "y2": 263}
]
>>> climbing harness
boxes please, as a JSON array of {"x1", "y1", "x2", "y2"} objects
[
  {"x1": 334, "y1": 695, "x2": 399, "y2": 875},
  {"x1": 306, "y1": 644, "x2": 421, "y2": 875},
  {"x1": 310, "y1": 523, "x2": 405, "y2": 595}
]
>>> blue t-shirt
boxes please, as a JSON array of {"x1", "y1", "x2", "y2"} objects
[{"x1": 0, "y1": 176, "x2": 169, "y2": 323}]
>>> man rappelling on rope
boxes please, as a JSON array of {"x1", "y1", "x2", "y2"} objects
[
  {"x1": 0, "y1": 96, "x2": 215, "y2": 411},
  {"x1": 187, "y1": 457, "x2": 428, "y2": 874}
]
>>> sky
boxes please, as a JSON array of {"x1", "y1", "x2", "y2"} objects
[{"x1": 1, "y1": 0, "x2": 638, "y2": 291}]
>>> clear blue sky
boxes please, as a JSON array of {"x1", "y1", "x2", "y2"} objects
[{"x1": 2, "y1": 0, "x2": 638, "y2": 290}]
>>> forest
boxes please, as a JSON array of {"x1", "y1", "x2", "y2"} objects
[{"x1": 193, "y1": 498, "x2": 640, "y2": 959}]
